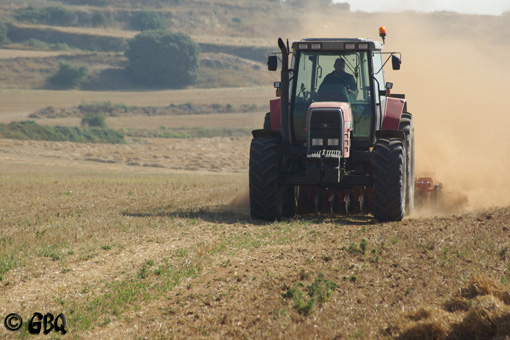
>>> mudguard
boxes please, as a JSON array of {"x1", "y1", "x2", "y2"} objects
[
  {"x1": 381, "y1": 97, "x2": 406, "y2": 130},
  {"x1": 252, "y1": 129, "x2": 282, "y2": 139},
  {"x1": 269, "y1": 98, "x2": 281, "y2": 130}
]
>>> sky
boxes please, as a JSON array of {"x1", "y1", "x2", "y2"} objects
[{"x1": 336, "y1": 0, "x2": 510, "y2": 15}]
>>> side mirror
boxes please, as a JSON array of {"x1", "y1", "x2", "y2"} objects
[
  {"x1": 385, "y1": 82, "x2": 393, "y2": 90},
  {"x1": 268, "y1": 55, "x2": 278, "y2": 71},
  {"x1": 392, "y1": 55, "x2": 401, "y2": 70}
]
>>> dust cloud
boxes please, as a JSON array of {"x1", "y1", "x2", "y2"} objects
[
  {"x1": 273, "y1": 11, "x2": 510, "y2": 214},
  {"x1": 387, "y1": 14, "x2": 510, "y2": 212},
  {"x1": 228, "y1": 187, "x2": 250, "y2": 214}
]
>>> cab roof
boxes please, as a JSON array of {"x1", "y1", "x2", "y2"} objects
[{"x1": 292, "y1": 38, "x2": 383, "y2": 51}]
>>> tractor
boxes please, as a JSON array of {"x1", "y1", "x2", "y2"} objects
[{"x1": 249, "y1": 28, "x2": 416, "y2": 222}]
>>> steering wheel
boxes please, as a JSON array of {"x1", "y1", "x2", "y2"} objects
[{"x1": 317, "y1": 83, "x2": 349, "y2": 102}]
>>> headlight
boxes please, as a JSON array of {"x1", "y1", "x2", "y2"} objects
[
  {"x1": 328, "y1": 139, "x2": 339, "y2": 146},
  {"x1": 312, "y1": 138, "x2": 323, "y2": 146}
]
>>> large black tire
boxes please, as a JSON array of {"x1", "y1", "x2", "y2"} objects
[
  {"x1": 249, "y1": 137, "x2": 282, "y2": 220},
  {"x1": 399, "y1": 113, "x2": 415, "y2": 215},
  {"x1": 373, "y1": 138, "x2": 406, "y2": 222}
]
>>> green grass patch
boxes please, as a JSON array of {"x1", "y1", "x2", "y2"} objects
[
  {"x1": 66, "y1": 256, "x2": 201, "y2": 331},
  {"x1": 0, "y1": 253, "x2": 18, "y2": 281},
  {"x1": 0, "y1": 120, "x2": 126, "y2": 144},
  {"x1": 282, "y1": 272, "x2": 337, "y2": 316},
  {"x1": 22, "y1": 38, "x2": 76, "y2": 51}
]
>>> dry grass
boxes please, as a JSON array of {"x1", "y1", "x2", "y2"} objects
[
  {"x1": 36, "y1": 112, "x2": 263, "y2": 130},
  {"x1": 389, "y1": 275, "x2": 510, "y2": 340},
  {"x1": 2, "y1": 134, "x2": 508, "y2": 339},
  {"x1": 0, "y1": 87, "x2": 274, "y2": 122},
  {"x1": 12, "y1": 23, "x2": 274, "y2": 47},
  {"x1": 0, "y1": 164, "x2": 509, "y2": 339},
  {"x1": 0, "y1": 48, "x2": 76, "y2": 59}
]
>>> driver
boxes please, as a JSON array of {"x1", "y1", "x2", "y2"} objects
[{"x1": 318, "y1": 58, "x2": 357, "y2": 100}]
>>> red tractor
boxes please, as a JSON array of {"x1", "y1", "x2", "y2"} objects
[{"x1": 249, "y1": 29, "x2": 417, "y2": 221}]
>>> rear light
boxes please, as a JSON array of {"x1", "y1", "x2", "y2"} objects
[{"x1": 312, "y1": 138, "x2": 323, "y2": 146}]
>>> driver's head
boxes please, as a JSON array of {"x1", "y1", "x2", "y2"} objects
[{"x1": 334, "y1": 58, "x2": 345, "y2": 72}]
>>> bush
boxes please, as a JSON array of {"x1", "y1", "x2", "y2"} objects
[
  {"x1": 286, "y1": 0, "x2": 332, "y2": 8},
  {"x1": 125, "y1": 30, "x2": 200, "y2": 88},
  {"x1": 24, "y1": 39, "x2": 72, "y2": 51},
  {"x1": 81, "y1": 112, "x2": 107, "y2": 128},
  {"x1": 0, "y1": 22, "x2": 9, "y2": 45},
  {"x1": 78, "y1": 101, "x2": 132, "y2": 116},
  {"x1": 48, "y1": 61, "x2": 89, "y2": 89},
  {"x1": 91, "y1": 12, "x2": 113, "y2": 27},
  {"x1": 15, "y1": 6, "x2": 76, "y2": 26},
  {"x1": 0, "y1": 121, "x2": 125, "y2": 144},
  {"x1": 130, "y1": 11, "x2": 166, "y2": 31}
]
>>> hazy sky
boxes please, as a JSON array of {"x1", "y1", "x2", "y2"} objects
[{"x1": 338, "y1": 0, "x2": 510, "y2": 15}]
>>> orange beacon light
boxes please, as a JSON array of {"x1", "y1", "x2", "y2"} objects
[{"x1": 379, "y1": 26, "x2": 386, "y2": 44}]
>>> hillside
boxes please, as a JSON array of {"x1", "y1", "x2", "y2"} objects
[{"x1": 0, "y1": 1, "x2": 508, "y2": 89}]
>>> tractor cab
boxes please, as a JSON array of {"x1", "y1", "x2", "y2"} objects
[{"x1": 269, "y1": 38, "x2": 401, "y2": 148}]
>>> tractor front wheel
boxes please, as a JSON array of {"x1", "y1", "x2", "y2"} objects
[
  {"x1": 249, "y1": 137, "x2": 283, "y2": 220},
  {"x1": 373, "y1": 138, "x2": 406, "y2": 222}
]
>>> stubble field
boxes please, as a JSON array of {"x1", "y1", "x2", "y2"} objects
[{"x1": 0, "y1": 95, "x2": 509, "y2": 339}]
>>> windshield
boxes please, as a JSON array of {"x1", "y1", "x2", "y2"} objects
[{"x1": 291, "y1": 51, "x2": 373, "y2": 143}]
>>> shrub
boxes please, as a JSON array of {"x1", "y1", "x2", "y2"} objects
[
  {"x1": 286, "y1": 0, "x2": 332, "y2": 8},
  {"x1": 91, "y1": 12, "x2": 113, "y2": 27},
  {"x1": 78, "y1": 101, "x2": 132, "y2": 116},
  {"x1": 81, "y1": 112, "x2": 107, "y2": 128},
  {"x1": 125, "y1": 30, "x2": 200, "y2": 88},
  {"x1": 130, "y1": 11, "x2": 166, "y2": 31},
  {"x1": 15, "y1": 6, "x2": 76, "y2": 26},
  {"x1": 48, "y1": 61, "x2": 89, "y2": 89},
  {"x1": 24, "y1": 39, "x2": 72, "y2": 51},
  {"x1": 0, "y1": 22, "x2": 9, "y2": 45},
  {"x1": 0, "y1": 121, "x2": 125, "y2": 144}
]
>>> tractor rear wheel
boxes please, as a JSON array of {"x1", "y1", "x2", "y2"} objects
[
  {"x1": 373, "y1": 138, "x2": 406, "y2": 222},
  {"x1": 249, "y1": 137, "x2": 282, "y2": 220},
  {"x1": 400, "y1": 113, "x2": 415, "y2": 215}
]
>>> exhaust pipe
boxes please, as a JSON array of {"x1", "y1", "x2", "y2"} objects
[{"x1": 278, "y1": 38, "x2": 289, "y2": 145}]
